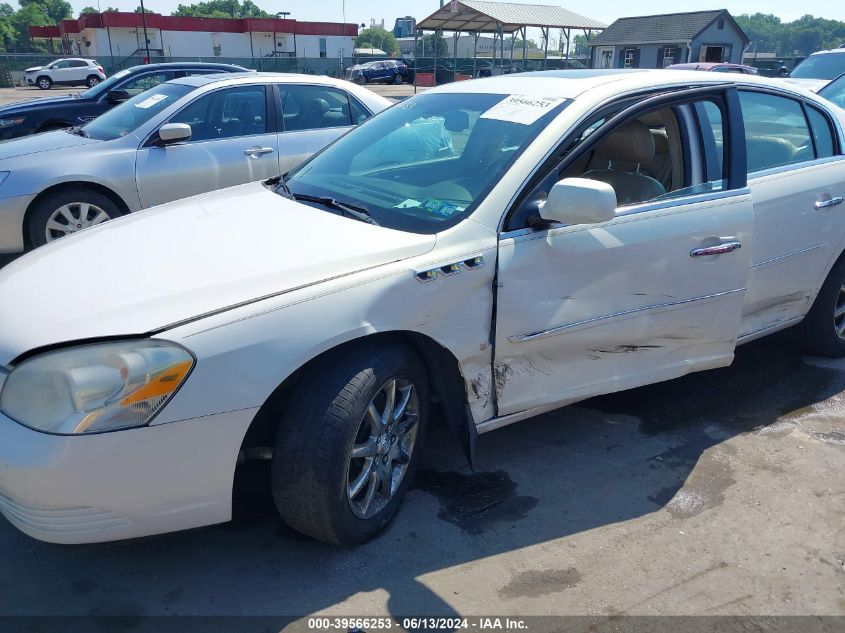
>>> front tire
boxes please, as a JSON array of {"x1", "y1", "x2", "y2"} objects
[
  {"x1": 271, "y1": 343, "x2": 429, "y2": 545},
  {"x1": 86, "y1": 75, "x2": 101, "y2": 88},
  {"x1": 794, "y1": 256, "x2": 845, "y2": 356},
  {"x1": 393, "y1": 73, "x2": 403, "y2": 85},
  {"x1": 27, "y1": 188, "x2": 123, "y2": 249},
  {"x1": 36, "y1": 76, "x2": 52, "y2": 90}
]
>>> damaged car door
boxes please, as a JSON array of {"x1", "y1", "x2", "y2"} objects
[{"x1": 493, "y1": 87, "x2": 753, "y2": 416}]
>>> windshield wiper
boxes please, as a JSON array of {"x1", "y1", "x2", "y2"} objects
[
  {"x1": 292, "y1": 193, "x2": 378, "y2": 226},
  {"x1": 67, "y1": 126, "x2": 89, "y2": 138}
]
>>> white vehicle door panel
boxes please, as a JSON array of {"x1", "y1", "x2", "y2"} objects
[
  {"x1": 494, "y1": 192, "x2": 753, "y2": 416},
  {"x1": 277, "y1": 127, "x2": 348, "y2": 174},
  {"x1": 740, "y1": 159, "x2": 845, "y2": 337}
]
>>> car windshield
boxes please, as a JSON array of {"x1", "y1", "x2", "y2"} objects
[
  {"x1": 82, "y1": 82, "x2": 193, "y2": 141},
  {"x1": 79, "y1": 67, "x2": 132, "y2": 99},
  {"x1": 819, "y1": 73, "x2": 845, "y2": 109},
  {"x1": 790, "y1": 53, "x2": 845, "y2": 80},
  {"x1": 282, "y1": 92, "x2": 568, "y2": 234}
]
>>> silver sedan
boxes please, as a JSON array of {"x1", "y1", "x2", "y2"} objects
[{"x1": 0, "y1": 73, "x2": 391, "y2": 253}]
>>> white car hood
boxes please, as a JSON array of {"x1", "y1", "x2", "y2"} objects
[{"x1": 0, "y1": 182, "x2": 435, "y2": 364}]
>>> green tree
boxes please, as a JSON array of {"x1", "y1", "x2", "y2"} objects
[
  {"x1": 0, "y1": 2, "x2": 17, "y2": 51},
  {"x1": 736, "y1": 12, "x2": 845, "y2": 57},
  {"x1": 19, "y1": 0, "x2": 71, "y2": 23},
  {"x1": 414, "y1": 32, "x2": 447, "y2": 57},
  {"x1": 171, "y1": 0, "x2": 269, "y2": 18},
  {"x1": 79, "y1": 5, "x2": 96, "y2": 13},
  {"x1": 572, "y1": 34, "x2": 591, "y2": 56},
  {"x1": 505, "y1": 36, "x2": 538, "y2": 49},
  {"x1": 355, "y1": 26, "x2": 398, "y2": 55}
]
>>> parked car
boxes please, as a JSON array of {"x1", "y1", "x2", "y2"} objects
[
  {"x1": 785, "y1": 48, "x2": 845, "y2": 91},
  {"x1": 0, "y1": 73, "x2": 389, "y2": 254},
  {"x1": 819, "y1": 72, "x2": 845, "y2": 109},
  {"x1": 0, "y1": 62, "x2": 250, "y2": 140},
  {"x1": 24, "y1": 58, "x2": 106, "y2": 90},
  {"x1": 1, "y1": 69, "x2": 845, "y2": 546},
  {"x1": 346, "y1": 59, "x2": 410, "y2": 84},
  {"x1": 667, "y1": 62, "x2": 759, "y2": 74}
]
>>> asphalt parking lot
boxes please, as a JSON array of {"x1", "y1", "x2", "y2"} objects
[
  {"x1": 0, "y1": 335, "x2": 842, "y2": 626},
  {"x1": 0, "y1": 81, "x2": 843, "y2": 628}
]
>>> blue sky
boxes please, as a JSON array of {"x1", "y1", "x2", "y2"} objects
[{"x1": 70, "y1": 0, "x2": 845, "y2": 26}]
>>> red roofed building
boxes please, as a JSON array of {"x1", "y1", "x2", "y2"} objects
[{"x1": 29, "y1": 12, "x2": 358, "y2": 60}]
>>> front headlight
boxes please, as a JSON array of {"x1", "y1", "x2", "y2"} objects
[
  {"x1": 0, "y1": 117, "x2": 24, "y2": 128},
  {"x1": 0, "y1": 340, "x2": 194, "y2": 434}
]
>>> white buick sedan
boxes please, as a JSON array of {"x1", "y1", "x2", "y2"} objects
[{"x1": 1, "y1": 70, "x2": 844, "y2": 546}]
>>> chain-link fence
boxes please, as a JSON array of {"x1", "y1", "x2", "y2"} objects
[{"x1": 0, "y1": 52, "x2": 592, "y2": 87}]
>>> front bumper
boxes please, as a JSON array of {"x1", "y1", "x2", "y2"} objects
[
  {"x1": 0, "y1": 193, "x2": 36, "y2": 254},
  {"x1": 0, "y1": 407, "x2": 256, "y2": 544}
]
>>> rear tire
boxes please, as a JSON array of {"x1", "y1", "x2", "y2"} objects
[
  {"x1": 36, "y1": 76, "x2": 52, "y2": 90},
  {"x1": 271, "y1": 343, "x2": 429, "y2": 545},
  {"x1": 27, "y1": 188, "x2": 124, "y2": 249},
  {"x1": 86, "y1": 75, "x2": 100, "y2": 88},
  {"x1": 393, "y1": 73, "x2": 403, "y2": 85},
  {"x1": 793, "y1": 256, "x2": 845, "y2": 356}
]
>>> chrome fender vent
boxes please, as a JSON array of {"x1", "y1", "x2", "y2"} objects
[{"x1": 415, "y1": 256, "x2": 484, "y2": 283}]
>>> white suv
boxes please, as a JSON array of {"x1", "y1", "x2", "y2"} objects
[
  {"x1": 24, "y1": 58, "x2": 106, "y2": 90},
  {"x1": 786, "y1": 48, "x2": 845, "y2": 92}
]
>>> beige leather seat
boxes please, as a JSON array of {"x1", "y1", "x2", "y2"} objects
[{"x1": 581, "y1": 120, "x2": 666, "y2": 206}]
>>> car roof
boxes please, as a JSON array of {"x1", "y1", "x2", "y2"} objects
[
  {"x1": 428, "y1": 68, "x2": 824, "y2": 102},
  {"x1": 806, "y1": 49, "x2": 845, "y2": 57},
  {"x1": 169, "y1": 71, "x2": 353, "y2": 88},
  {"x1": 123, "y1": 61, "x2": 249, "y2": 73}
]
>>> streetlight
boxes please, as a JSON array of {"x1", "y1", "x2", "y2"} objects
[{"x1": 138, "y1": 0, "x2": 151, "y2": 63}]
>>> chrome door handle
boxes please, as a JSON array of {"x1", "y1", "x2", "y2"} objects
[
  {"x1": 690, "y1": 241, "x2": 742, "y2": 257},
  {"x1": 244, "y1": 147, "x2": 274, "y2": 157},
  {"x1": 815, "y1": 196, "x2": 844, "y2": 210}
]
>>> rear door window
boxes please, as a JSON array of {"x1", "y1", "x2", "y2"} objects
[
  {"x1": 738, "y1": 91, "x2": 815, "y2": 173},
  {"x1": 279, "y1": 85, "x2": 353, "y2": 131}
]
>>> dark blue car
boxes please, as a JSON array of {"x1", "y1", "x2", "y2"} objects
[
  {"x1": 346, "y1": 60, "x2": 410, "y2": 85},
  {"x1": 0, "y1": 61, "x2": 248, "y2": 140}
]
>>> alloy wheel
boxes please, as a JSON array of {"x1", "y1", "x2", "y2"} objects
[
  {"x1": 45, "y1": 202, "x2": 112, "y2": 242},
  {"x1": 346, "y1": 377, "x2": 419, "y2": 520}
]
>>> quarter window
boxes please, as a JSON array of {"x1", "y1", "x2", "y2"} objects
[
  {"x1": 738, "y1": 91, "x2": 815, "y2": 174},
  {"x1": 806, "y1": 106, "x2": 835, "y2": 159}
]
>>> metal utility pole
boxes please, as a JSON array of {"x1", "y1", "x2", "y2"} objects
[{"x1": 138, "y1": 0, "x2": 151, "y2": 63}]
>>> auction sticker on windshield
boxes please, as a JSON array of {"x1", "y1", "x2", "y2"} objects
[
  {"x1": 135, "y1": 94, "x2": 169, "y2": 109},
  {"x1": 480, "y1": 94, "x2": 566, "y2": 125}
]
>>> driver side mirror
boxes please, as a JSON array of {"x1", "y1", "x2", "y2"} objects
[
  {"x1": 540, "y1": 177, "x2": 617, "y2": 225},
  {"x1": 106, "y1": 89, "x2": 130, "y2": 104},
  {"x1": 157, "y1": 123, "x2": 192, "y2": 146}
]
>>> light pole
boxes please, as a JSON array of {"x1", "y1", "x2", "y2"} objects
[{"x1": 138, "y1": 0, "x2": 151, "y2": 63}]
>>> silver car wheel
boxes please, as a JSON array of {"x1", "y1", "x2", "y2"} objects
[
  {"x1": 835, "y1": 283, "x2": 845, "y2": 339},
  {"x1": 45, "y1": 202, "x2": 112, "y2": 242},
  {"x1": 38, "y1": 78, "x2": 51, "y2": 89},
  {"x1": 346, "y1": 377, "x2": 419, "y2": 520}
]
